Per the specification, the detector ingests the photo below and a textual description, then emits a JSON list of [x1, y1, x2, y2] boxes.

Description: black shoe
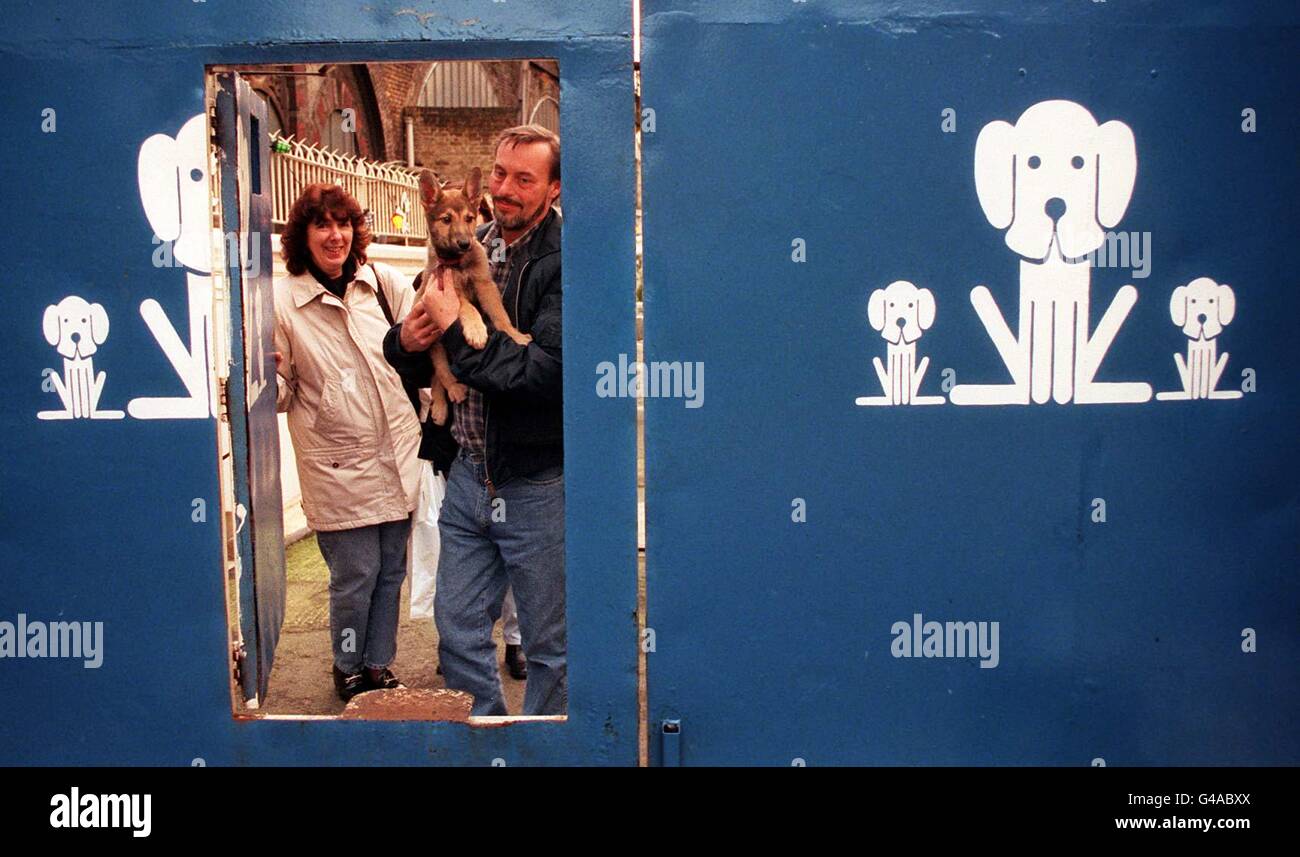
[[333, 665, 366, 701], [505, 644, 528, 680], [363, 667, 405, 691]]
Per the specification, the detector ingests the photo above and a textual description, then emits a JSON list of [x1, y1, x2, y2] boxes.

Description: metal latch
[[661, 719, 681, 767]]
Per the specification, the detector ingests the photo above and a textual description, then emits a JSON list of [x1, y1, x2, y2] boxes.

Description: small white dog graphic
[[949, 100, 1152, 406], [856, 280, 944, 406], [1156, 277, 1242, 401], [40, 296, 125, 420]]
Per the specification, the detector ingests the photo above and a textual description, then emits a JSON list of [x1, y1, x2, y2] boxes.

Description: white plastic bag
[[409, 462, 446, 620]]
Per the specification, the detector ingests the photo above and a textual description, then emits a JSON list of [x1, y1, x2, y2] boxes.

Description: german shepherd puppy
[[416, 168, 531, 425]]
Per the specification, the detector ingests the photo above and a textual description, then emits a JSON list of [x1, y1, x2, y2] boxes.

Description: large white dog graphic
[[949, 100, 1152, 406], [129, 113, 217, 419]]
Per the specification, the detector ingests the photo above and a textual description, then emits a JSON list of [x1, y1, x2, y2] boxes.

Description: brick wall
[[525, 60, 560, 120], [241, 61, 558, 169], [238, 65, 382, 159], [403, 106, 521, 182], [480, 61, 522, 107], [369, 62, 431, 163]]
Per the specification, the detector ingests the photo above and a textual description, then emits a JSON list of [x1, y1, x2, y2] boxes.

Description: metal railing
[[269, 133, 428, 243]]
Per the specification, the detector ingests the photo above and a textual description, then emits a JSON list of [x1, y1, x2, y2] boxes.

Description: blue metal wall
[[642, 1, 1298, 764], [0, 1, 638, 765], [3, 0, 1296, 767]]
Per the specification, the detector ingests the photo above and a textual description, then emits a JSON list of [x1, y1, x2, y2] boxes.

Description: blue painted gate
[[641, 1, 1298, 765], [0, 2, 638, 765], [1, 0, 1295, 767]]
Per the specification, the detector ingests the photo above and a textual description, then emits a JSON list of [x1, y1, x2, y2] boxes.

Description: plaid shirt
[[448, 217, 542, 456]]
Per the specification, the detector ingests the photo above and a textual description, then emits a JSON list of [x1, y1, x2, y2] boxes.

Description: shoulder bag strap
[[370, 263, 397, 327]]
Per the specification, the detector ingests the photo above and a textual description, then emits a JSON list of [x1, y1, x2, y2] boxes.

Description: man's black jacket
[[383, 207, 563, 487]]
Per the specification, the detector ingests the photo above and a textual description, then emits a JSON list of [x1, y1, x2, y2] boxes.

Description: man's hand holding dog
[[400, 299, 439, 352], [401, 268, 461, 352]]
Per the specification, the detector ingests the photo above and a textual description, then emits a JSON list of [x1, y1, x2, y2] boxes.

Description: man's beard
[[493, 197, 542, 231]]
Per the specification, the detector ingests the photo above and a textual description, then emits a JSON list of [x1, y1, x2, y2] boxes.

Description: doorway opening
[[206, 58, 566, 723]]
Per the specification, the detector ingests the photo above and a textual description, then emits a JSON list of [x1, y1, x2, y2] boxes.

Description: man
[[384, 125, 564, 716]]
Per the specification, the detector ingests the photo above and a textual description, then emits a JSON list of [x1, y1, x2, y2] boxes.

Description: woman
[[273, 183, 423, 701]]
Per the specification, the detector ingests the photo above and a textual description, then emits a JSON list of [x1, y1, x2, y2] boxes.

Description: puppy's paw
[[445, 381, 469, 403], [508, 330, 533, 346], [429, 395, 450, 426], [463, 316, 489, 349]]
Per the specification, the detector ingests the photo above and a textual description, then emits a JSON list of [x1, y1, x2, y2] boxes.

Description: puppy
[[40, 295, 124, 419], [855, 280, 944, 406], [415, 168, 531, 424], [1155, 277, 1242, 400]]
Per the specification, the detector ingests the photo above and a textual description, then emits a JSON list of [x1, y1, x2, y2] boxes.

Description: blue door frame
[[1, 3, 638, 765]]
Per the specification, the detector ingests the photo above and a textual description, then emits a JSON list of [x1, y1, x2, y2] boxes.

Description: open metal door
[[215, 71, 285, 707]]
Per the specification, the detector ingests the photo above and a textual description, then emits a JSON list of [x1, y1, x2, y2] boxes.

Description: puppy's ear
[[1169, 285, 1188, 327], [90, 303, 109, 345], [916, 288, 936, 330], [1216, 283, 1236, 326], [418, 170, 441, 208], [463, 167, 483, 203], [974, 119, 1016, 229], [42, 305, 61, 346], [867, 289, 886, 331], [1095, 119, 1137, 228]]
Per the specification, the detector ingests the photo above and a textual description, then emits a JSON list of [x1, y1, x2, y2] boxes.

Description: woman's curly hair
[[280, 183, 371, 276]]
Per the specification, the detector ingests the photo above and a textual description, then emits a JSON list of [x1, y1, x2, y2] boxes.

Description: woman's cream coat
[[274, 261, 422, 531]]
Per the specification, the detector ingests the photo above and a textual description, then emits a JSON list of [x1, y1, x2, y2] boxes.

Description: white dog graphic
[[856, 280, 943, 406], [949, 100, 1152, 406], [1156, 277, 1242, 401], [39, 296, 125, 420], [129, 113, 217, 419]]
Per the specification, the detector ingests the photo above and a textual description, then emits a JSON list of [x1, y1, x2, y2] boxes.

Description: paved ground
[[259, 534, 526, 716]]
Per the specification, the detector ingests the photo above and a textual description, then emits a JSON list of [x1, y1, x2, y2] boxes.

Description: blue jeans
[[316, 516, 411, 674], [435, 450, 566, 716]]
